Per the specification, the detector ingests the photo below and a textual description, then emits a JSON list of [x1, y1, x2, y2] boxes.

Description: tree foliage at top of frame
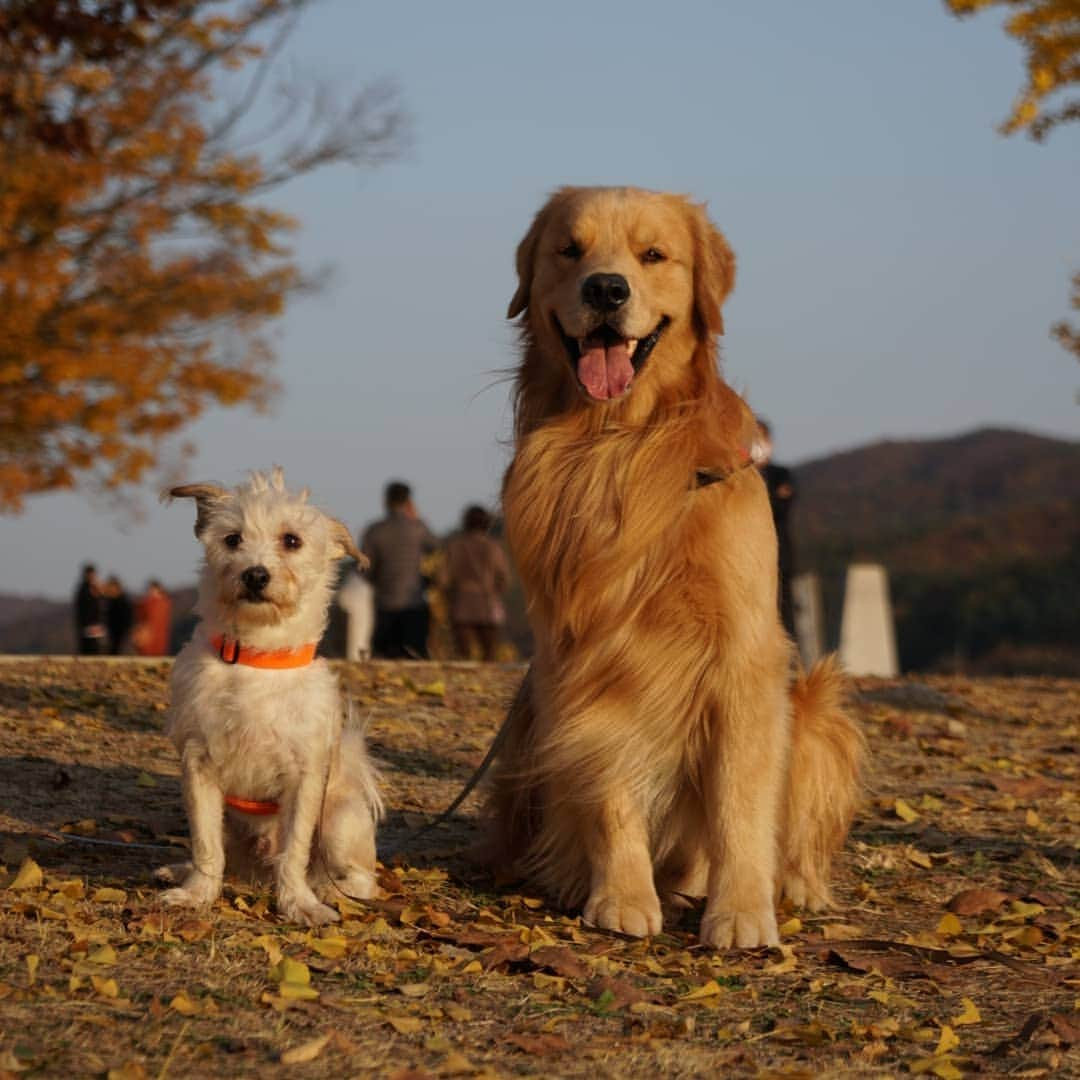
[[0, 0, 406, 510]]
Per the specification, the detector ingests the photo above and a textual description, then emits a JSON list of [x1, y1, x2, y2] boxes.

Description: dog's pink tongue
[[578, 340, 633, 400]]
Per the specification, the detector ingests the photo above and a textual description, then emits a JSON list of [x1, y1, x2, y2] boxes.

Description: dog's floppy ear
[[164, 483, 229, 538], [507, 206, 548, 319], [329, 517, 368, 569], [507, 190, 573, 319], [690, 204, 736, 337]]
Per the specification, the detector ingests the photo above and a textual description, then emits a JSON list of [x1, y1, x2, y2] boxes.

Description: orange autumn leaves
[[946, 0, 1080, 141], [0, 1, 402, 509], [946, 1, 1080, 363]]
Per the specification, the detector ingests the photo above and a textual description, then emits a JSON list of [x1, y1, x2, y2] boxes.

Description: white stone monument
[[839, 563, 898, 677], [792, 572, 825, 668]]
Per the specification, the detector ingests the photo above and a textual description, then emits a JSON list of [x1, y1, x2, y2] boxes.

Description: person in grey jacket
[[360, 481, 438, 658]]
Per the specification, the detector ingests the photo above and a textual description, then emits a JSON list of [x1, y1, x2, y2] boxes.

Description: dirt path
[[0, 659, 1076, 1078]]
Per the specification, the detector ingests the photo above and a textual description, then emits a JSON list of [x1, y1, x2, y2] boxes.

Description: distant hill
[[791, 427, 1080, 673]]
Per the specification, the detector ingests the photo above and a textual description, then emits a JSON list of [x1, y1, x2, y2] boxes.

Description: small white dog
[[337, 569, 375, 661], [157, 468, 382, 926]]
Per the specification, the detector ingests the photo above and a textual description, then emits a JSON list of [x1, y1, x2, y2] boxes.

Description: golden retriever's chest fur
[[504, 381, 758, 652]]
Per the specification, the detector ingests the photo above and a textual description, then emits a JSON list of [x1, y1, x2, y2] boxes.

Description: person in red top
[[133, 580, 173, 656]]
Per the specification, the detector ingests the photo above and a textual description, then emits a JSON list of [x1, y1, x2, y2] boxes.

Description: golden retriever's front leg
[[580, 790, 662, 938], [161, 744, 226, 908], [699, 696, 786, 949], [275, 765, 340, 927]]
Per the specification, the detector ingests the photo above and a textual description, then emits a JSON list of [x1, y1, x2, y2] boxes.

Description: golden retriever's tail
[[780, 655, 865, 911]]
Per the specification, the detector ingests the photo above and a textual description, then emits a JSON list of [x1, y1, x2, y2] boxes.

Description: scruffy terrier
[[156, 468, 381, 926]]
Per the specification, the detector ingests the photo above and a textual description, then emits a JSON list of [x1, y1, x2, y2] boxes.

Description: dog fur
[[157, 468, 381, 926], [488, 187, 865, 949]]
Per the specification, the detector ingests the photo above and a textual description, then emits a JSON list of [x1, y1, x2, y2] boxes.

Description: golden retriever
[[488, 187, 864, 949]]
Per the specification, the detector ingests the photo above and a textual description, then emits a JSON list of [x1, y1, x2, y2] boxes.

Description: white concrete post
[[839, 563, 899, 676], [792, 571, 825, 668]]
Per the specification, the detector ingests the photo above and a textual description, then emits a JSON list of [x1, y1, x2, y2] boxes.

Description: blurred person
[[132, 580, 173, 657], [103, 575, 134, 655], [73, 563, 106, 655], [754, 418, 797, 637], [443, 505, 509, 661], [361, 481, 438, 659]]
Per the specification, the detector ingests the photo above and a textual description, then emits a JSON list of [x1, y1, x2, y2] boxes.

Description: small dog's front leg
[[275, 768, 339, 926], [161, 744, 225, 909]]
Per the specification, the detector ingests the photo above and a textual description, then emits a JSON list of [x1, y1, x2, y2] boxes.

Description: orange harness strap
[[209, 634, 318, 670], [224, 794, 280, 816]]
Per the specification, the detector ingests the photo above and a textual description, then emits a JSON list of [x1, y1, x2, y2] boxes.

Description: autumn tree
[[945, 0, 1080, 362], [0, 1, 405, 510]]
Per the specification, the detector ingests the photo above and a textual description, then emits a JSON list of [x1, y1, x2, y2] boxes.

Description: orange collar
[[210, 634, 318, 670], [225, 794, 280, 815]]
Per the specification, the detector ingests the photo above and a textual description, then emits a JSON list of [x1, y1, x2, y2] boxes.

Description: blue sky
[[4, 0, 1078, 599]]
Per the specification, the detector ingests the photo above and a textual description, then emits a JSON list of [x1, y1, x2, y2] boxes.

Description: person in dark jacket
[[755, 419, 797, 637], [103, 576, 134, 654], [73, 563, 106, 655]]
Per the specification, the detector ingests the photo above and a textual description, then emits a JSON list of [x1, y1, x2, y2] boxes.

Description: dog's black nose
[[241, 565, 270, 593], [581, 273, 630, 312]]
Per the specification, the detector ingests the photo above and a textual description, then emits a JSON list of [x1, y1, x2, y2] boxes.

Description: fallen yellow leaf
[[169, 991, 199, 1016], [910, 1055, 963, 1080], [387, 1015, 424, 1035], [271, 957, 310, 985], [894, 798, 920, 823], [92, 888, 127, 905], [935, 1025, 960, 1055], [280, 1032, 332, 1065], [437, 1051, 475, 1076], [935, 913, 962, 938], [679, 979, 725, 1001], [308, 935, 348, 960], [9, 858, 43, 890], [905, 847, 933, 870], [91, 975, 119, 999], [87, 945, 117, 966], [251, 934, 283, 966], [951, 997, 981, 1026]]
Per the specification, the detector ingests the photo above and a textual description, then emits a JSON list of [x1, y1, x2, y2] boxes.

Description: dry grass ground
[[0, 658, 1076, 1079]]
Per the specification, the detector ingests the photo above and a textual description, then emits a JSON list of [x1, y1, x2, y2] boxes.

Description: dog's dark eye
[[224, 533, 242, 550], [558, 241, 583, 260], [282, 533, 303, 551], [641, 247, 666, 264]]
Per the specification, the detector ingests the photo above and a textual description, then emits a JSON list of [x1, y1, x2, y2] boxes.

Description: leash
[[378, 670, 529, 861]]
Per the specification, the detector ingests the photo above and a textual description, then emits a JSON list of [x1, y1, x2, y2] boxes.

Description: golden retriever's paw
[[583, 891, 663, 938], [277, 889, 341, 927], [700, 905, 779, 950], [160, 871, 221, 908], [780, 872, 831, 913]]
